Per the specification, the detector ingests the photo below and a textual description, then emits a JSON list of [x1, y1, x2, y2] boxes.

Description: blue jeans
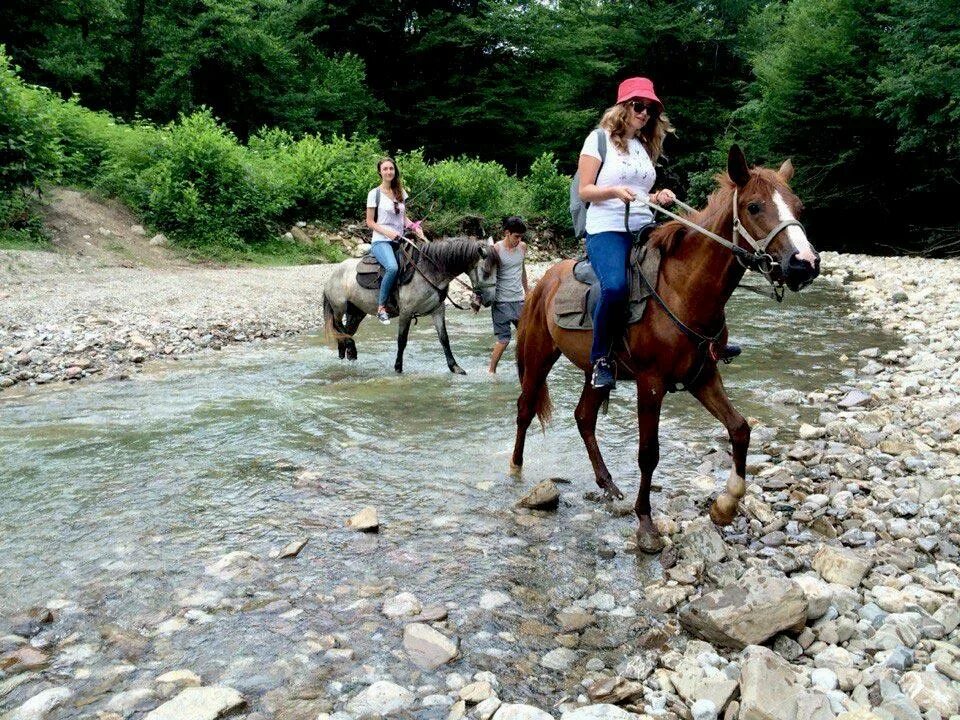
[[371, 241, 399, 307], [586, 231, 632, 364]]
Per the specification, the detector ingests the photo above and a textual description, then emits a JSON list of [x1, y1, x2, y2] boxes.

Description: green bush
[[138, 110, 290, 248], [524, 152, 570, 232]]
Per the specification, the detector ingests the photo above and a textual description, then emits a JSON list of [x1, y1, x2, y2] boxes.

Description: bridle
[[625, 187, 806, 300]]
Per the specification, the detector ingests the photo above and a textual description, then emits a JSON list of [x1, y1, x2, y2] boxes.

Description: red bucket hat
[[616, 77, 663, 111]]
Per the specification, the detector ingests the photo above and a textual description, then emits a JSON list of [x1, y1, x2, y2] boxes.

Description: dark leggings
[[585, 231, 632, 364]]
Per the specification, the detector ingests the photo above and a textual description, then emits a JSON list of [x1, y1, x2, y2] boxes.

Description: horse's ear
[[727, 144, 751, 187], [778, 158, 795, 182], [478, 243, 488, 259]]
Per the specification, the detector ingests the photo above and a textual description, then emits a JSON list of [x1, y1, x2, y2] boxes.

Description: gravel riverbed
[[2, 250, 960, 720]]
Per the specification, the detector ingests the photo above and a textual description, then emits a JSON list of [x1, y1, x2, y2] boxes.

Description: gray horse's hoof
[[451, 365, 466, 375]]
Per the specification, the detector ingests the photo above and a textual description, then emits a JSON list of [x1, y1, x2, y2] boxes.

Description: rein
[[399, 236, 476, 310]]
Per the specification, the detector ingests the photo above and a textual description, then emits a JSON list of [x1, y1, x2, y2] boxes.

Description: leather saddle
[[554, 226, 662, 331], [356, 241, 420, 292]]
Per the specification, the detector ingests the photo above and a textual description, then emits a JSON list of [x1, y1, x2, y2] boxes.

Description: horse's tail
[[322, 290, 346, 344], [516, 276, 553, 430]]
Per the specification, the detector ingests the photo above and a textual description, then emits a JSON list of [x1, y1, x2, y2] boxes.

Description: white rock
[[106, 688, 156, 713], [493, 704, 555, 720], [560, 704, 640, 720], [811, 545, 872, 588], [691, 698, 719, 720], [810, 668, 838, 691], [347, 506, 379, 532], [540, 647, 578, 671], [476, 697, 503, 720], [4, 687, 74, 720], [156, 669, 202, 686], [143, 686, 244, 720], [739, 645, 800, 720], [382, 592, 423, 618], [480, 591, 513, 610], [403, 623, 459, 670], [900, 670, 960, 716], [345, 680, 414, 716]]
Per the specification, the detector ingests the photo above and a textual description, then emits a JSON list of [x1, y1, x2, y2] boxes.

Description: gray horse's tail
[[322, 290, 347, 344]]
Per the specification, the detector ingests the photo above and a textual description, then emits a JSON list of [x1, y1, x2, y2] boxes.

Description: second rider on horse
[[365, 156, 428, 325]]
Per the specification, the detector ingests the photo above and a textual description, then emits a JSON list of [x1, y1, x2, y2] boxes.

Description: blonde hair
[[598, 103, 674, 163]]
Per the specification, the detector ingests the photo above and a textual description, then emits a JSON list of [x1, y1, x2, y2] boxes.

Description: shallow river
[[0, 282, 896, 714]]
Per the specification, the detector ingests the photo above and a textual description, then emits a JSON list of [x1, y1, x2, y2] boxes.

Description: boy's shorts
[[492, 301, 523, 342]]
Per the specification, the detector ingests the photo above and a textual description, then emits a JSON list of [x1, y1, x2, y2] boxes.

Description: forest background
[[1, 0, 958, 258]]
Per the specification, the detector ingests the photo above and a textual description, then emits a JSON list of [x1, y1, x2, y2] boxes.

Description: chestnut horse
[[511, 146, 821, 552]]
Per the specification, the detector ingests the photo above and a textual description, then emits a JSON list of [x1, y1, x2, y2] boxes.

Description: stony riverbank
[[2, 251, 960, 720]]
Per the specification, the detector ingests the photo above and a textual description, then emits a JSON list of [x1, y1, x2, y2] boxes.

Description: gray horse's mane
[[420, 237, 482, 277]]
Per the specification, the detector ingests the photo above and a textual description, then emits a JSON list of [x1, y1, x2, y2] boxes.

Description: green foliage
[[524, 153, 570, 232]]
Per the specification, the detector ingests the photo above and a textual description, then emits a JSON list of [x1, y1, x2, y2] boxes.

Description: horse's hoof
[[598, 478, 624, 501], [394, 366, 403, 374], [508, 460, 522, 475], [451, 365, 467, 375], [635, 529, 665, 554], [709, 492, 738, 526]]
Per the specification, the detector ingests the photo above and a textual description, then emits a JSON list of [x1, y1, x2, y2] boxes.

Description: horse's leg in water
[[634, 376, 666, 552], [431, 304, 466, 375], [511, 306, 560, 472], [394, 314, 412, 373], [690, 369, 750, 526], [575, 378, 623, 500], [341, 302, 362, 361]]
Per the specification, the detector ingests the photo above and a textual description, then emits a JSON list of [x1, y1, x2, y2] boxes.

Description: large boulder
[[680, 570, 807, 649], [900, 671, 960, 717]]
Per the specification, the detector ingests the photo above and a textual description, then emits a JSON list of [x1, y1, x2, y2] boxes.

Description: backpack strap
[[373, 187, 381, 223], [586, 128, 607, 210]]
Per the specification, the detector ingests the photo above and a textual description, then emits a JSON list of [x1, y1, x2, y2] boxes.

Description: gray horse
[[323, 237, 489, 374]]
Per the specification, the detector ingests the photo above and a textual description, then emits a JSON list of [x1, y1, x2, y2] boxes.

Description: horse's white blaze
[[772, 190, 817, 265]]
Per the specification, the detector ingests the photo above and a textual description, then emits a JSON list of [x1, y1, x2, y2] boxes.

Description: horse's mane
[[647, 168, 781, 256], [420, 236, 481, 275]]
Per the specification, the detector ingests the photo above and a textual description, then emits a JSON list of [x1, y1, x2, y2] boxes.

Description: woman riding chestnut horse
[[511, 144, 821, 553]]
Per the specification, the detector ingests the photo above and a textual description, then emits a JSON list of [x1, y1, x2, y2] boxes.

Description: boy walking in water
[[488, 216, 530, 374]]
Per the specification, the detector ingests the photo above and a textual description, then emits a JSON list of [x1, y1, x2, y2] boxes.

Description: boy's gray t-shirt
[[493, 240, 526, 302]]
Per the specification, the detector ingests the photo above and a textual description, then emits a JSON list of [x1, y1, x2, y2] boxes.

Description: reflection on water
[[0, 281, 895, 710]]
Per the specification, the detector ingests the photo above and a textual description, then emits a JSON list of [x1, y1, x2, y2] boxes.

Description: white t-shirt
[[580, 128, 656, 234], [366, 187, 409, 243]]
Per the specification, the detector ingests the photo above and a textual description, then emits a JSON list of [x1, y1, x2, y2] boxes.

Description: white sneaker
[[341, 313, 349, 327], [377, 309, 390, 325]]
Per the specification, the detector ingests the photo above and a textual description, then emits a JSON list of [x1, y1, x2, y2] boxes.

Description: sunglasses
[[393, 200, 401, 214], [630, 100, 659, 116]]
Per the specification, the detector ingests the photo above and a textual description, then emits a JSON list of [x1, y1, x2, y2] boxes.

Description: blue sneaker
[[591, 357, 616, 390]]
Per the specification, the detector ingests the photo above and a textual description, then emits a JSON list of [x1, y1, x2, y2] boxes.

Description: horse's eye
[[747, 202, 761, 215]]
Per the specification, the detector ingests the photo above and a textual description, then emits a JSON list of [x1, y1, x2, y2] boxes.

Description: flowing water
[[0, 282, 896, 714]]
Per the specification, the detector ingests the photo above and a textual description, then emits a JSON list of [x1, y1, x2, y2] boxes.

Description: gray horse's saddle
[[356, 241, 419, 291], [554, 241, 662, 331]]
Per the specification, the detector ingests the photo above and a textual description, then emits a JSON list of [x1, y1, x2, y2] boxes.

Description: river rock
[[670, 656, 738, 710], [480, 590, 513, 610], [899, 671, 960, 716], [156, 669, 202, 686], [0, 647, 48, 673], [586, 676, 644, 704], [460, 681, 494, 703], [811, 545, 872, 587], [3, 687, 74, 720], [540, 647, 577, 671], [560, 705, 639, 720], [345, 680, 414, 716], [517, 480, 560, 510], [382, 592, 423, 618], [739, 645, 800, 720], [838, 390, 872, 409], [143, 686, 244, 720], [278, 537, 308, 558], [403, 623, 459, 669], [678, 516, 727, 564], [493, 705, 555, 720], [106, 688, 157, 714], [679, 569, 807, 648], [347, 506, 379, 531]]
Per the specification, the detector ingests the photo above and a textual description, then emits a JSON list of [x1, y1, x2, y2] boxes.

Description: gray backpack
[[569, 128, 607, 239]]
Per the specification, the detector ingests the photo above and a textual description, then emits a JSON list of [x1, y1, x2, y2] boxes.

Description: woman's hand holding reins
[[610, 185, 637, 203], [651, 189, 676, 205]]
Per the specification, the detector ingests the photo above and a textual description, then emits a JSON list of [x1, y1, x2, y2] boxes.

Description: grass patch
[[183, 237, 346, 266]]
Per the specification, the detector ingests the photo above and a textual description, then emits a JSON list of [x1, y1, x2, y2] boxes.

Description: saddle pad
[[554, 244, 661, 331], [356, 243, 419, 290]]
